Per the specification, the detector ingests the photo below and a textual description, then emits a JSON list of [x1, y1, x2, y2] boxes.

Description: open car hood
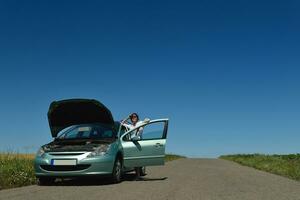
[[48, 99, 114, 138]]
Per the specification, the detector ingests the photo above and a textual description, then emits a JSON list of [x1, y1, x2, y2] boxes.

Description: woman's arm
[[121, 115, 131, 125]]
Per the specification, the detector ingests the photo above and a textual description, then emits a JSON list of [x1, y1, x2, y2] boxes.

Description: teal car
[[34, 99, 169, 185]]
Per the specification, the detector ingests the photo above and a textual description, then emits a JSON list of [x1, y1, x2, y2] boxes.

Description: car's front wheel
[[37, 177, 55, 186], [111, 157, 122, 183]]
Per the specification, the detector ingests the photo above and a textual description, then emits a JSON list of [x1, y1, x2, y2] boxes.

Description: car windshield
[[58, 124, 115, 140]]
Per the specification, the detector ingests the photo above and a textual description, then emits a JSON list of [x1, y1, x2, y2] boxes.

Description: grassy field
[[220, 154, 300, 181], [0, 153, 36, 190], [0, 153, 184, 190]]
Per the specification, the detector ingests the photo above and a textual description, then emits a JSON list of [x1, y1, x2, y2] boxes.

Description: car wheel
[[111, 157, 122, 183], [140, 167, 147, 176], [38, 177, 55, 186]]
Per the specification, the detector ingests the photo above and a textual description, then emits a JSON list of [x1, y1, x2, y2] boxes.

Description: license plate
[[51, 159, 77, 166]]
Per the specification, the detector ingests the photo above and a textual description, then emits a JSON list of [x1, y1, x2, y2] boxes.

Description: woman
[[122, 113, 146, 180], [123, 113, 143, 139]]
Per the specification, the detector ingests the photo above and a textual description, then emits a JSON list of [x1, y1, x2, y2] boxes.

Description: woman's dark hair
[[130, 113, 139, 121]]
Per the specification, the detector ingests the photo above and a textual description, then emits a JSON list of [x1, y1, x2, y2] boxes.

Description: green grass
[[0, 153, 184, 190], [220, 154, 300, 181], [0, 153, 36, 189]]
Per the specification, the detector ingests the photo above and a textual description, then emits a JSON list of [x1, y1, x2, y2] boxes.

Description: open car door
[[120, 119, 169, 168]]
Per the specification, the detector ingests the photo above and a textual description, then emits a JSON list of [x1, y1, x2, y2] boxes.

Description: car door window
[[120, 125, 131, 141], [123, 121, 167, 141], [141, 122, 165, 140]]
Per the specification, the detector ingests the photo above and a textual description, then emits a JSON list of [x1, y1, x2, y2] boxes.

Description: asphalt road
[[1, 158, 300, 200]]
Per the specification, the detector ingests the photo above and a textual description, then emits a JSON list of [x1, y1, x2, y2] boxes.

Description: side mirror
[[143, 118, 150, 124]]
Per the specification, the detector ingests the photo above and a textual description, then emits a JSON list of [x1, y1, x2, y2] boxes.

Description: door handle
[[155, 143, 163, 147]]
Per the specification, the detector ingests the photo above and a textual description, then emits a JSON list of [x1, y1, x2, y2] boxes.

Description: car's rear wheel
[[111, 157, 122, 183], [37, 177, 55, 186]]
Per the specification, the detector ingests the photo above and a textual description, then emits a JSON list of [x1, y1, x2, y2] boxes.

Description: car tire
[[111, 157, 122, 183], [140, 167, 147, 176], [37, 177, 55, 186]]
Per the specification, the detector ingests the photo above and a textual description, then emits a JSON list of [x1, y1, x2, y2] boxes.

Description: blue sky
[[0, 0, 300, 157]]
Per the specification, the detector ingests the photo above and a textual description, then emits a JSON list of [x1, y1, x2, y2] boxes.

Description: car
[[34, 98, 169, 185]]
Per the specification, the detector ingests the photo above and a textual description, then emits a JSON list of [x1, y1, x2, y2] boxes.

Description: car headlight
[[36, 147, 45, 157], [87, 144, 111, 157]]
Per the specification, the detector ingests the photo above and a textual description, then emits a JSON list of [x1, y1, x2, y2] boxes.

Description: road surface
[[1, 159, 300, 200]]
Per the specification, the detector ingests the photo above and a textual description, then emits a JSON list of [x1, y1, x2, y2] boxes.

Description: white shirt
[[124, 121, 144, 140]]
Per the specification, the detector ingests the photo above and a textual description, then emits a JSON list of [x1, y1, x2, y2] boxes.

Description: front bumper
[[35, 152, 115, 177]]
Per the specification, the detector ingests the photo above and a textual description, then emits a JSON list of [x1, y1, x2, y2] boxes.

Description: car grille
[[40, 164, 91, 172], [48, 153, 85, 156]]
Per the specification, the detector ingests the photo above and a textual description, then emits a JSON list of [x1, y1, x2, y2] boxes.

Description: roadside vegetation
[[165, 154, 185, 162], [0, 153, 36, 190], [220, 154, 300, 181], [0, 153, 184, 190]]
